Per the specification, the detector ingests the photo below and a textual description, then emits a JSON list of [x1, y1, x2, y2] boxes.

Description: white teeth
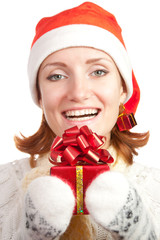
[[65, 109, 98, 117], [64, 109, 99, 121], [67, 115, 95, 121]]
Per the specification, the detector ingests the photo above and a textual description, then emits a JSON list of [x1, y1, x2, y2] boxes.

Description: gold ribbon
[[130, 113, 137, 126], [76, 166, 84, 214]]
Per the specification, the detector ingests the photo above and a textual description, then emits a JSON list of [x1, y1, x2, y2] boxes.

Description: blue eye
[[92, 70, 108, 77], [47, 74, 65, 81]]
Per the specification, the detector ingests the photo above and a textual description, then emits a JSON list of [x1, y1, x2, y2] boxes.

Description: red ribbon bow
[[49, 125, 114, 166]]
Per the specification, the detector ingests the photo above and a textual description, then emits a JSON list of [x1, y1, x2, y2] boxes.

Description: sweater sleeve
[[0, 159, 61, 240], [0, 162, 22, 239], [126, 162, 160, 239], [0, 159, 31, 240]]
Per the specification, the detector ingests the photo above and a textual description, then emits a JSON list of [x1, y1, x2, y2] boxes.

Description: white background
[[0, 0, 160, 168]]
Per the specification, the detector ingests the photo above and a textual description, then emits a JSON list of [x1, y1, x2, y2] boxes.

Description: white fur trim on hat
[[28, 24, 133, 106]]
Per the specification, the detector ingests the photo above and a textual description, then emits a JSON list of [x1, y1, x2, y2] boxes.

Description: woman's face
[[38, 47, 126, 147]]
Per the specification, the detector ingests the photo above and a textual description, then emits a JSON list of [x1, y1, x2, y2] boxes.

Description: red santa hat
[[28, 2, 140, 114]]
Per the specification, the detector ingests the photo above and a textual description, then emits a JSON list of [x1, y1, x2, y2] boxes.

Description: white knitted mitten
[[85, 171, 158, 240], [24, 176, 75, 240]]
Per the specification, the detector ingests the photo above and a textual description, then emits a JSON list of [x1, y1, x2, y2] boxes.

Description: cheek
[[99, 84, 121, 108], [105, 91, 120, 122], [39, 88, 62, 133], [99, 84, 121, 127], [40, 85, 62, 111]]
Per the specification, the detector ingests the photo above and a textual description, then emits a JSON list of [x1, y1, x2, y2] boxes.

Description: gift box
[[50, 164, 110, 215], [49, 125, 113, 215], [116, 113, 137, 131]]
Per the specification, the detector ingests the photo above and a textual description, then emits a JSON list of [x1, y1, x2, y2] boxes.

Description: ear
[[120, 88, 127, 104], [119, 79, 127, 104]]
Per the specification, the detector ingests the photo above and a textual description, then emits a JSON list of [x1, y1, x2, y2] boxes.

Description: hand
[[24, 176, 75, 240], [85, 171, 157, 239]]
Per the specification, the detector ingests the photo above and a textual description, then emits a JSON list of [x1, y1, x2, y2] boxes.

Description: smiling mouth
[[63, 109, 99, 121]]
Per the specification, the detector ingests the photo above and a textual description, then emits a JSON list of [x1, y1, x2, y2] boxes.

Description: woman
[[0, 2, 159, 240]]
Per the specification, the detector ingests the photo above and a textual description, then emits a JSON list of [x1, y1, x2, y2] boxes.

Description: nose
[[67, 75, 92, 102]]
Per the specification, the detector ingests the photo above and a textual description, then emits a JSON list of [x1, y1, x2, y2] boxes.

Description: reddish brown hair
[[14, 114, 55, 168], [14, 111, 149, 168]]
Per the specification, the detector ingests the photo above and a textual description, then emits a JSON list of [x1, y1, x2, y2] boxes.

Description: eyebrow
[[42, 57, 112, 70], [85, 58, 112, 64], [42, 62, 67, 70]]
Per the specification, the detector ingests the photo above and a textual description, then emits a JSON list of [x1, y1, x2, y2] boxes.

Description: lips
[[63, 108, 99, 121]]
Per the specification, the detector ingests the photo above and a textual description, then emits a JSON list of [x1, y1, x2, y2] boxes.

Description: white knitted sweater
[[0, 147, 160, 240]]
